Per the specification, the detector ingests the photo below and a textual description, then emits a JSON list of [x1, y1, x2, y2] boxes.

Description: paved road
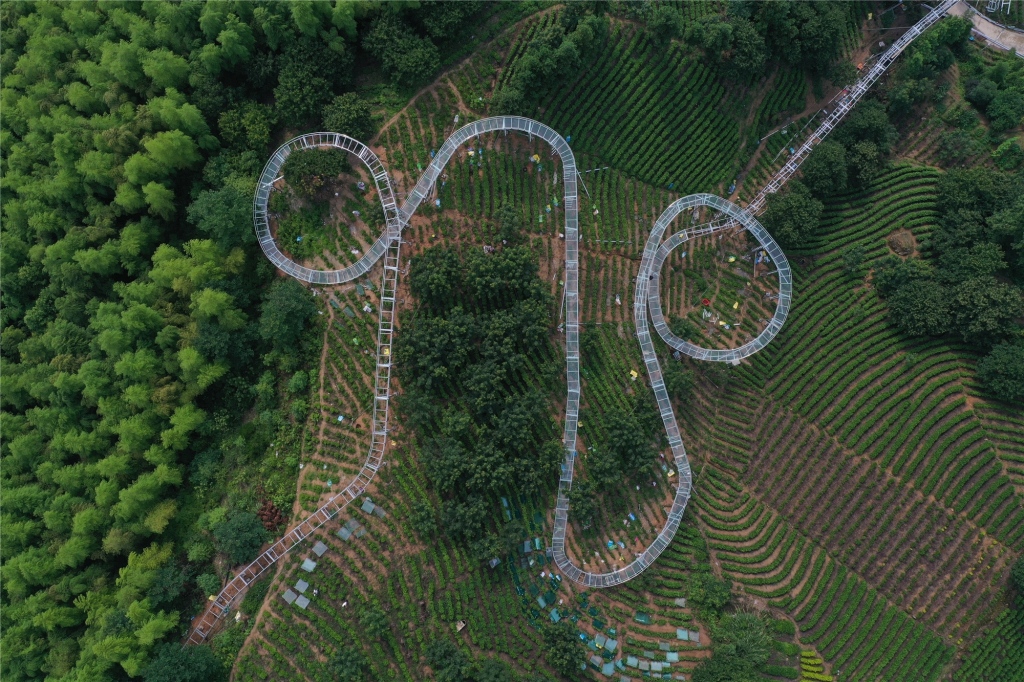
[[950, 1, 1024, 54]]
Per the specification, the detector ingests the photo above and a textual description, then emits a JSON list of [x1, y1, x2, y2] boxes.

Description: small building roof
[[651, 662, 663, 672], [659, 642, 671, 651], [373, 505, 387, 518], [666, 652, 679, 663], [360, 499, 376, 514], [312, 541, 328, 557], [604, 638, 618, 653], [295, 579, 309, 594], [282, 589, 297, 604], [626, 656, 638, 668], [602, 662, 614, 676], [301, 558, 317, 572], [673, 597, 687, 608], [675, 628, 688, 641], [295, 595, 310, 609], [689, 630, 700, 643], [338, 526, 353, 541], [549, 608, 561, 623], [589, 655, 603, 669]]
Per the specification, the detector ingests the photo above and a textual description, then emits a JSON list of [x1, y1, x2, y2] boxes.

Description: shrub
[[213, 512, 270, 565], [992, 138, 1024, 171], [322, 92, 376, 141], [281, 147, 351, 198], [287, 370, 309, 394], [196, 573, 221, 596], [761, 181, 824, 248], [978, 341, 1024, 403], [772, 618, 797, 636]]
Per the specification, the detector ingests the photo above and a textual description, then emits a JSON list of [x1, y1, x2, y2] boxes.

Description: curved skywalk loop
[[254, 132, 399, 284], [190, 133, 403, 645], [248, 116, 697, 610], [191, 0, 961, 641], [645, 196, 792, 363]]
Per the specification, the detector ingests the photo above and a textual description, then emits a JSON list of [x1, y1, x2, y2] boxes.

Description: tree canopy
[[281, 147, 352, 198], [801, 141, 848, 198], [492, 13, 607, 115], [761, 181, 823, 248], [323, 92, 377, 142], [872, 167, 1024, 401], [0, 1, 476, 676], [395, 246, 561, 558], [541, 622, 586, 677]]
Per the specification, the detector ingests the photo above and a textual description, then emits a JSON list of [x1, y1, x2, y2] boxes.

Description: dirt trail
[[231, 559, 289, 681], [373, 7, 554, 147], [313, 305, 334, 458], [376, 81, 457, 148]]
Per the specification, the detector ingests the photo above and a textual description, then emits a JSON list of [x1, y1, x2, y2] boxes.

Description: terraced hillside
[[231, 10, 1023, 682], [673, 164, 1023, 681]]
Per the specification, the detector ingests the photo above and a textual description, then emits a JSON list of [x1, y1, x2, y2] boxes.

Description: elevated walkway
[[188, 0, 963, 642]]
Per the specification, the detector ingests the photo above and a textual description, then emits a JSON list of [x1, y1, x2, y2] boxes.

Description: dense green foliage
[[140, 643, 226, 682], [426, 638, 552, 682], [873, 167, 1024, 400], [492, 10, 606, 115], [964, 48, 1024, 133], [322, 92, 376, 142], [586, 397, 663, 487], [692, 613, 772, 682], [799, 141, 847, 198], [684, 1, 863, 82], [281, 147, 351, 198], [395, 246, 561, 559], [0, 1, 490, 678], [886, 16, 972, 117], [761, 181, 823, 248], [540, 622, 585, 678], [978, 342, 1024, 403]]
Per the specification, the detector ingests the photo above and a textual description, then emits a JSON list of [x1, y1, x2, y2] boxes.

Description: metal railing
[[642, 0, 957, 363], [643, 195, 792, 363], [189, 1, 962, 641], [189, 134, 401, 644], [746, 0, 958, 216]]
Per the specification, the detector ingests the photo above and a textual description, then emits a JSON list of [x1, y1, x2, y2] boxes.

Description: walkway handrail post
[[188, 1, 964, 642]]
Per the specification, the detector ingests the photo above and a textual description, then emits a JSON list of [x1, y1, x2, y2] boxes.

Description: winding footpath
[[188, 0, 958, 643]]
